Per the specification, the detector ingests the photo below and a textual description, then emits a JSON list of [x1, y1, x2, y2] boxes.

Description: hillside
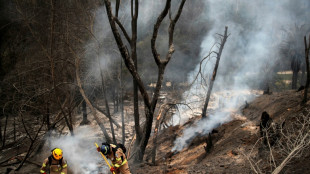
[[131, 90, 310, 174], [1, 89, 310, 174]]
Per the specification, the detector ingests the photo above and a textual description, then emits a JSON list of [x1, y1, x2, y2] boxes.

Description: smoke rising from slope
[[172, 111, 232, 151], [172, 0, 310, 151]]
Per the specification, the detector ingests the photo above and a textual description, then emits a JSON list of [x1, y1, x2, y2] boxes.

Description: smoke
[[48, 126, 109, 174], [172, 0, 310, 151], [84, 0, 209, 89], [172, 111, 231, 152]]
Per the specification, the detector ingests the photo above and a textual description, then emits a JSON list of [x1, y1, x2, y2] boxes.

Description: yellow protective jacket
[[40, 156, 68, 174], [106, 144, 131, 174]]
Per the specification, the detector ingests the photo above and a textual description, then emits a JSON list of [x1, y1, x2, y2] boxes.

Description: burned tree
[[260, 111, 273, 145], [302, 35, 310, 104], [80, 100, 90, 125], [259, 111, 285, 147], [204, 133, 213, 153], [291, 53, 302, 90], [103, 0, 186, 162], [202, 27, 229, 118], [281, 24, 310, 89]]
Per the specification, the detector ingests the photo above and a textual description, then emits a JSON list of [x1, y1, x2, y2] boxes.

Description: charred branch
[[103, 0, 187, 162], [71, 46, 112, 143], [202, 26, 229, 118]]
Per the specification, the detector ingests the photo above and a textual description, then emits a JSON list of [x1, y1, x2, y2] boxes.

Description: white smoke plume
[[172, 111, 232, 151], [48, 126, 109, 174], [172, 0, 310, 151]]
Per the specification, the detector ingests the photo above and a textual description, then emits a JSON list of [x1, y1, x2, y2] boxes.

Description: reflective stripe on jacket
[[106, 144, 128, 168], [40, 157, 68, 174]]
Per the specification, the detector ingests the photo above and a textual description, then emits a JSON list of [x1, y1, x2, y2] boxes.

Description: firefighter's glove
[[110, 167, 116, 173], [97, 147, 101, 152]]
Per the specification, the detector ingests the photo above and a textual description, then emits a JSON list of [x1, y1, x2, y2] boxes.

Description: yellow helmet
[[52, 148, 63, 160]]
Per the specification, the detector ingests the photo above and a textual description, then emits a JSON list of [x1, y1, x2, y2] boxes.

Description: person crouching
[[97, 143, 131, 174]]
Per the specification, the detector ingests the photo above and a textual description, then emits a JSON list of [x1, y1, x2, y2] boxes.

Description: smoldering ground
[[172, 0, 310, 151]]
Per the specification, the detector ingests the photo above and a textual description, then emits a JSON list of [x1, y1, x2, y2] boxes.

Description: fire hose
[[95, 143, 115, 174]]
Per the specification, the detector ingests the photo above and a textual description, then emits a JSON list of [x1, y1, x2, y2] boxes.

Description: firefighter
[[40, 148, 68, 174], [97, 143, 131, 174]]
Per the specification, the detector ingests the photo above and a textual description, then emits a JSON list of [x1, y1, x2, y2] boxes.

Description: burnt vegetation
[[0, 0, 310, 173]]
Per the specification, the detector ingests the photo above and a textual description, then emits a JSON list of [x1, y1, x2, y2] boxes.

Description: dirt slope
[[132, 90, 309, 174], [2, 90, 309, 173]]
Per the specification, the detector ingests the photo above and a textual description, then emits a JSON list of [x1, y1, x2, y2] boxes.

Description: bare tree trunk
[[73, 49, 112, 143], [60, 103, 74, 136], [303, 35, 310, 104], [292, 71, 298, 89], [103, 0, 186, 162], [100, 71, 117, 144], [301, 67, 306, 86], [2, 113, 8, 148], [80, 100, 90, 125], [202, 27, 229, 118], [13, 115, 16, 141], [46, 103, 50, 130], [204, 133, 213, 153], [115, 0, 120, 18], [114, 86, 119, 113], [96, 50, 117, 143], [121, 60, 125, 145], [131, 0, 142, 142], [68, 108, 73, 130], [0, 112, 2, 145]]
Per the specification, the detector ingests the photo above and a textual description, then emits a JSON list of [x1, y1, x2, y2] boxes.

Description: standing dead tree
[[202, 27, 229, 118], [98, 57, 117, 144], [302, 35, 310, 104], [72, 47, 112, 143], [103, 0, 186, 162]]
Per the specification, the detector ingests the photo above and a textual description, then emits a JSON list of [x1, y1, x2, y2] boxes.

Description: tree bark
[[2, 113, 8, 148], [202, 27, 229, 118], [302, 35, 310, 104], [100, 69, 117, 144], [80, 100, 90, 125], [103, 0, 186, 162], [292, 71, 298, 89], [131, 0, 142, 142], [0, 112, 2, 144], [121, 60, 125, 145]]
